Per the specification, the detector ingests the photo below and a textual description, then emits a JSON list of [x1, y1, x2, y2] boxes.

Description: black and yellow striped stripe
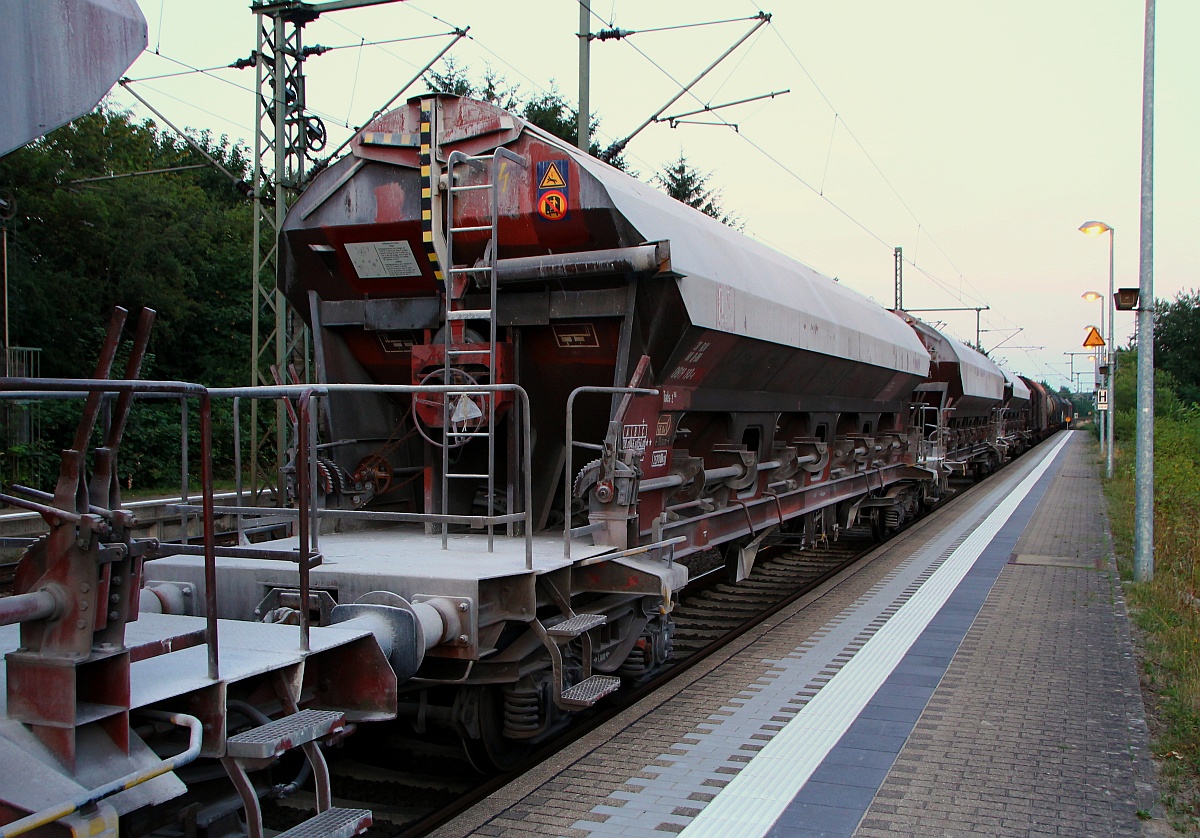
[[418, 101, 444, 286]]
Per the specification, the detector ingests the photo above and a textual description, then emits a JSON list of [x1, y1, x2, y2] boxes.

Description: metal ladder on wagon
[[435, 116, 619, 711]]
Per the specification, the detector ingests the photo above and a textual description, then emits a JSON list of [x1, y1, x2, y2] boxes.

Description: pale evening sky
[[112, 0, 1199, 390]]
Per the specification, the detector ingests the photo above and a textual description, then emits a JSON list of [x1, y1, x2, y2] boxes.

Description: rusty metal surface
[[0, 0, 147, 156], [283, 96, 929, 377], [903, 314, 1006, 410], [1005, 369, 1031, 406], [939, 331, 1006, 402], [540, 132, 930, 376]]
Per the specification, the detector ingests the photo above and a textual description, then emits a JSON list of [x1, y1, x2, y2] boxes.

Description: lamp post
[[1080, 221, 1115, 479], [1133, 0, 1155, 581], [1082, 290, 1107, 462]]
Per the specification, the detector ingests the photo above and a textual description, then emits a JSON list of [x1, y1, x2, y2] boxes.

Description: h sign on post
[[1097, 389, 1109, 411]]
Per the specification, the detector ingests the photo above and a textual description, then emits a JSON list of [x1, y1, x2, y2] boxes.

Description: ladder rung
[[449, 225, 492, 233], [446, 309, 493, 320], [450, 183, 493, 192], [446, 472, 491, 479], [226, 709, 344, 760], [559, 674, 621, 708], [452, 154, 492, 164], [447, 266, 492, 274], [274, 807, 372, 838], [447, 431, 491, 439], [446, 349, 493, 356], [546, 613, 607, 638]]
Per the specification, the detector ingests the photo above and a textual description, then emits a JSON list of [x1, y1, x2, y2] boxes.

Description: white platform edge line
[[679, 432, 1073, 837]]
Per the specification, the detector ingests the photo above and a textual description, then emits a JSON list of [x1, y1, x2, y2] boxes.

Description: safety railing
[[562, 385, 659, 559], [2, 377, 536, 670], [205, 382, 536, 571], [0, 377, 222, 679]]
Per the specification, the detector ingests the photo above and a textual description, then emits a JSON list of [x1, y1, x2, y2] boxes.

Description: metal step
[[559, 674, 621, 708], [274, 807, 372, 838], [226, 709, 345, 760], [546, 613, 607, 638], [445, 308, 493, 320]]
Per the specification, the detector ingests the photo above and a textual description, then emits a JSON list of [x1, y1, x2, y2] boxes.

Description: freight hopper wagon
[[999, 371, 1033, 457], [1019, 376, 1074, 439], [146, 95, 941, 766], [0, 311, 397, 838], [898, 312, 1008, 482]]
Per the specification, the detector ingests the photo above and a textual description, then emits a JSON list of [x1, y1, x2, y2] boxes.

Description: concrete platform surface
[[435, 431, 1159, 837]]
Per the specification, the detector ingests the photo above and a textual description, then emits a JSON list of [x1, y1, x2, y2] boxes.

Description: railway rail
[[262, 472, 993, 836]]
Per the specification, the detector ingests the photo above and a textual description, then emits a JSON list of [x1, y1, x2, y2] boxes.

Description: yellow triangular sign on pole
[[539, 162, 566, 190], [1083, 326, 1106, 348]]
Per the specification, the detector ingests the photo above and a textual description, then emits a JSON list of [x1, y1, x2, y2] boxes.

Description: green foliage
[[0, 103, 253, 490], [1155, 290, 1200, 405], [1103, 365, 1200, 828], [653, 152, 741, 228], [425, 57, 521, 110], [1110, 348, 1185, 444], [0, 103, 251, 384], [423, 60, 638, 172]]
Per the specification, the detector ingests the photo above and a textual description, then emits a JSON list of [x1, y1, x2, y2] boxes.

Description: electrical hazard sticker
[[536, 159, 570, 221], [538, 161, 567, 190]]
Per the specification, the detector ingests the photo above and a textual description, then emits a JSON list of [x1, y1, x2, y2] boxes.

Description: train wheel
[[460, 685, 534, 773], [869, 509, 886, 543]]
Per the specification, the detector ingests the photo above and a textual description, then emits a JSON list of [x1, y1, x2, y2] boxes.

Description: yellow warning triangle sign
[[539, 162, 566, 190], [1083, 326, 1106, 348]]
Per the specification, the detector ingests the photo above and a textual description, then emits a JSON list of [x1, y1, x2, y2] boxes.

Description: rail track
[[0, 475, 985, 836], [258, 523, 898, 837]]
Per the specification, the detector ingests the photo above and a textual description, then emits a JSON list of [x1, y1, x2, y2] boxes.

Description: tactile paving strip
[[573, 434, 1071, 837]]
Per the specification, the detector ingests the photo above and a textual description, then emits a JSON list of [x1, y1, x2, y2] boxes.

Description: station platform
[[435, 431, 1160, 837]]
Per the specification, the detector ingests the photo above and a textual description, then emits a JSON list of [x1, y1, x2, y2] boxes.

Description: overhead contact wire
[[765, 22, 992, 305]]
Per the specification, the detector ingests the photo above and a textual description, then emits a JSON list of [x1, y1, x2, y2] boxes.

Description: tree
[[1059, 386, 1093, 419], [425, 57, 520, 111], [0, 103, 253, 488], [1109, 347, 1184, 442], [1153, 290, 1200, 404], [423, 61, 625, 170], [0, 103, 251, 385], [654, 152, 741, 228]]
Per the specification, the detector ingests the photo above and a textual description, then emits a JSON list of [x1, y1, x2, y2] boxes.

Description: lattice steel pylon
[[250, 2, 313, 502], [249, 0, 404, 502]]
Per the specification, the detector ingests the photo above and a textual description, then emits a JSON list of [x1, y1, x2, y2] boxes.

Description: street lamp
[[1082, 291, 1107, 460], [1079, 221, 1115, 479]]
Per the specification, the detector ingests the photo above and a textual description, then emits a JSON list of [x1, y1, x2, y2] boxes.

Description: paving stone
[[433, 435, 1157, 838], [853, 435, 1156, 838]]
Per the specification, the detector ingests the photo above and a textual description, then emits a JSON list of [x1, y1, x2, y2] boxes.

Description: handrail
[[0, 377, 220, 680], [214, 382, 536, 569], [562, 385, 659, 560], [0, 711, 203, 838]]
